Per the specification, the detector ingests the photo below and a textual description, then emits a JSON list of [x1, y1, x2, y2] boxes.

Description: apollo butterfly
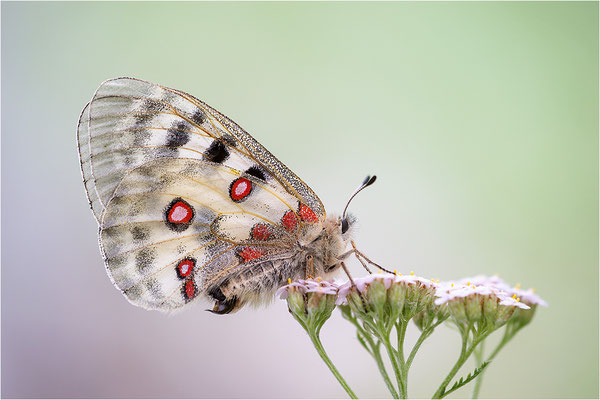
[[77, 77, 378, 314]]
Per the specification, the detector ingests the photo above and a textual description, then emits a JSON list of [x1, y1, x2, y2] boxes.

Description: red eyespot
[[281, 210, 298, 232], [239, 247, 266, 262], [299, 204, 318, 223], [251, 223, 272, 241], [167, 200, 193, 224], [230, 177, 252, 201], [176, 258, 195, 279]]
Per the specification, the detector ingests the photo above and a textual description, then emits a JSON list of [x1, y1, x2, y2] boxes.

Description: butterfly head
[[318, 175, 377, 274]]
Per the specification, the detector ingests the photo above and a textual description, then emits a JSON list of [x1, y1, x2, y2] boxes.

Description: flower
[[506, 287, 547, 327], [337, 272, 441, 333], [435, 280, 530, 334], [509, 287, 548, 307], [277, 278, 339, 333]]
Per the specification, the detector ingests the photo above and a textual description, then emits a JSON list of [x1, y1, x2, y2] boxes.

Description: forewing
[[77, 77, 324, 222]]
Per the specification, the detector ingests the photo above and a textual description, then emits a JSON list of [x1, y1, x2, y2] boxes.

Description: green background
[[2, 1, 597, 398]]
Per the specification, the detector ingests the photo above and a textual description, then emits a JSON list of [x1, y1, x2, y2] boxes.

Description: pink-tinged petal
[[499, 297, 530, 309], [512, 288, 548, 307]]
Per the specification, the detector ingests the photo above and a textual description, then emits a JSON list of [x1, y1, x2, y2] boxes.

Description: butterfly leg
[[351, 243, 395, 274], [305, 254, 315, 279], [340, 261, 368, 312], [351, 241, 372, 274], [337, 243, 373, 274], [337, 248, 372, 273]]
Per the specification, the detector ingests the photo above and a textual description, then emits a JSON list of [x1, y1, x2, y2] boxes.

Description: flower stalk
[[278, 273, 545, 399], [277, 279, 358, 399]]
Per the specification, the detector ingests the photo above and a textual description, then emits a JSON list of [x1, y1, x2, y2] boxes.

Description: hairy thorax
[[210, 215, 351, 313]]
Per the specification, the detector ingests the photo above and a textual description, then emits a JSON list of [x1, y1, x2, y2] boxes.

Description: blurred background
[[2, 2, 597, 398]]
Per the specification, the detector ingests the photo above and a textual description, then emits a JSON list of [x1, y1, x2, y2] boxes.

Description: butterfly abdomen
[[206, 217, 352, 314], [206, 255, 301, 313]]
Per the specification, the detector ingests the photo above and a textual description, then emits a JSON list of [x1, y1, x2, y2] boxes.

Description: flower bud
[[277, 279, 339, 333]]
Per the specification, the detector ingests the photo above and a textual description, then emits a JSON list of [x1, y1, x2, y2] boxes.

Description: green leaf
[[440, 361, 491, 398], [356, 330, 373, 355]]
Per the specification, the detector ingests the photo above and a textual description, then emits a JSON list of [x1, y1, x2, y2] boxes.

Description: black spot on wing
[[166, 121, 191, 148], [145, 278, 163, 299], [204, 139, 230, 163], [222, 134, 237, 147], [131, 226, 149, 242], [245, 166, 266, 181], [191, 110, 207, 125], [135, 99, 165, 126], [135, 248, 156, 273]]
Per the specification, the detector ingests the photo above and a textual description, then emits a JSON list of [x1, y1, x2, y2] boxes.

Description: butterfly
[[77, 77, 379, 314]]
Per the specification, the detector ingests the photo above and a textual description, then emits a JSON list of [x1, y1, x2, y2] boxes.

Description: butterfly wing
[[78, 77, 324, 310]]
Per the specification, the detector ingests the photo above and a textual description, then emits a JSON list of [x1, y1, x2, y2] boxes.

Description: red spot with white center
[[251, 223, 272, 241], [299, 204, 318, 223], [185, 279, 196, 300], [239, 247, 266, 262], [168, 200, 193, 224], [176, 258, 195, 279], [281, 210, 298, 232], [230, 177, 252, 201]]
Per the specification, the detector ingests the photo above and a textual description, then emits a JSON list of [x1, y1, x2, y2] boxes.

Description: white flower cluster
[[276, 278, 338, 299], [435, 274, 547, 309], [277, 273, 547, 399], [277, 273, 547, 332], [336, 272, 437, 305]]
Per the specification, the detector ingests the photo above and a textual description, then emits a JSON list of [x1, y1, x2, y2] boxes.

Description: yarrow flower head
[[337, 271, 440, 333], [276, 278, 339, 333], [435, 278, 531, 334], [440, 275, 547, 329]]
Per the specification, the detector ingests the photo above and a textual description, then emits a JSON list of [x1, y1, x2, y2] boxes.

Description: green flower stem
[[380, 330, 406, 398], [395, 321, 409, 396], [396, 321, 408, 369], [373, 341, 401, 399], [433, 328, 489, 399], [345, 314, 399, 398], [308, 331, 358, 399], [471, 340, 485, 399], [433, 333, 469, 399]]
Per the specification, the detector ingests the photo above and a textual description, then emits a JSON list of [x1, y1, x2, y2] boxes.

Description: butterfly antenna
[[342, 175, 377, 221]]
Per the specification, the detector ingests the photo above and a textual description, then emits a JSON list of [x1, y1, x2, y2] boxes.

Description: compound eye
[[341, 218, 349, 234]]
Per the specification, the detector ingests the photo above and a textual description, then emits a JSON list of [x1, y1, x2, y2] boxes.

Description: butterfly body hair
[[207, 215, 354, 313]]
